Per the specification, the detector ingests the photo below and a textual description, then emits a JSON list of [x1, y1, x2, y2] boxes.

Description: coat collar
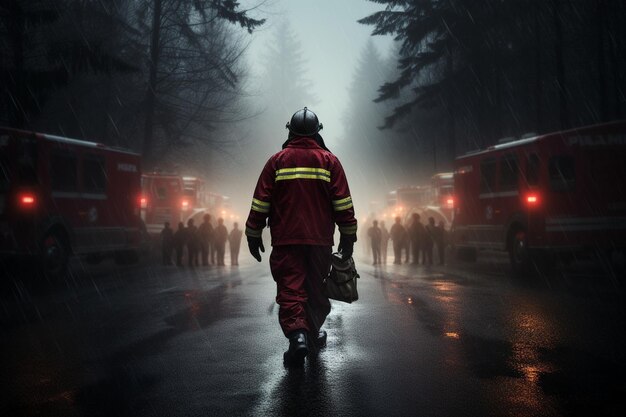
[[285, 136, 323, 149]]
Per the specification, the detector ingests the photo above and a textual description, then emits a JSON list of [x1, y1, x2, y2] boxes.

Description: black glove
[[247, 236, 265, 262], [337, 234, 354, 260]]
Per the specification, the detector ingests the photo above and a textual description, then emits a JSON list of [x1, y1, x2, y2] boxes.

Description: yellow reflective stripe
[[333, 196, 353, 210], [332, 196, 352, 206], [251, 198, 270, 213], [245, 227, 262, 238], [334, 202, 353, 211], [276, 167, 330, 175], [339, 224, 358, 234], [276, 173, 331, 182], [275, 167, 331, 182], [252, 198, 270, 208]]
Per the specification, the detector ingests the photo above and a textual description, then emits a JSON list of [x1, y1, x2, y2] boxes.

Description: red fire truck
[[140, 172, 186, 236], [385, 186, 431, 221], [141, 172, 234, 236], [431, 172, 454, 210], [0, 127, 143, 278], [451, 120, 626, 274], [420, 172, 455, 226]]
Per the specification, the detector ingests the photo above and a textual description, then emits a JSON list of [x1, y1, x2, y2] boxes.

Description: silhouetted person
[[408, 213, 425, 264], [390, 216, 406, 265], [423, 217, 436, 266], [368, 220, 382, 265], [229, 222, 243, 266], [186, 218, 199, 267], [380, 220, 390, 264], [434, 220, 446, 265], [160, 222, 174, 265], [173, 222, 186, 267], [214, 217, 228, 266], [198, 213, 213, 266]]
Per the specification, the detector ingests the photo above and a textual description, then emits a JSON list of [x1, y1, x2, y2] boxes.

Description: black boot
[[283, 330, 308, 367]]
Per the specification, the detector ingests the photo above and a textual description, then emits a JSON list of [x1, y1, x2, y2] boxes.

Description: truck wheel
[[40, 233, 69, 280], [509, 230, 529, 277]]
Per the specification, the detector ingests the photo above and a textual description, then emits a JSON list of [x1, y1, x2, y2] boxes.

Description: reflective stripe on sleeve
[[338, 224, 358, 235], [275, 167, 331, 182], [245, 226, 263, 238], [332, 196, 353, 211], [251, 198, 270, 213]]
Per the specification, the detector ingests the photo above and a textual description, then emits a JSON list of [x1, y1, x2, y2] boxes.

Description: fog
[[3, 0, 625, 228], [218, 0, 399, 220]]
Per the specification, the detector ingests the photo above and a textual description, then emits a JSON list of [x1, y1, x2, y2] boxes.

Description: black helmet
[[286, 107, 323, 136]]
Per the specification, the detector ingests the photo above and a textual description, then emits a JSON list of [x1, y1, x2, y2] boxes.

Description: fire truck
[[0, 127, 143, 278], [451, 120, 626, 275], [141, 172, 233, 237], [420, 172, 455, 226], [385, 186, 432, 221], [140, 172, 185, 236]]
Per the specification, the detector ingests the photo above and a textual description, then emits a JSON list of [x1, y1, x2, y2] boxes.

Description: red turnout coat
[[245, 136, 357, 245]]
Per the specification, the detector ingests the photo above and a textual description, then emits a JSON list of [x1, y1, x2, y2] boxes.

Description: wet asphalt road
[[1, 250, 625, 417]]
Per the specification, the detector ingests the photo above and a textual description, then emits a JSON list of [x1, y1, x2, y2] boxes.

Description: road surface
[[1, 250, 624, 417]]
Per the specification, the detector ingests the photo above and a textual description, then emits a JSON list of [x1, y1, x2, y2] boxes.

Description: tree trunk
[[7, 0, 26, 128], [534, 6, 544, 133], [552, 0, 569, 129], [445, 46, 456, 163], [596, 0, 608, 122], [143, 0, 162, 161], [608, 1, 624, 119]]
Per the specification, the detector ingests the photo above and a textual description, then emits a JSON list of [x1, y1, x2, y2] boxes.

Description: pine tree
[[248, 20, 317, 157]]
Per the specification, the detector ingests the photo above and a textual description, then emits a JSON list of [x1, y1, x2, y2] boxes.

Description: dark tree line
[[1, 0, 264, 166], [359, 0, 626, 166]]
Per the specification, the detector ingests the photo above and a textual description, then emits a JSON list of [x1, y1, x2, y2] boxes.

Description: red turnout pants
[[269, 245, 332, 337]]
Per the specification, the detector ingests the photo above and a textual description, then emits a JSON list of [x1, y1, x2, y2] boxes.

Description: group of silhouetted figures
[[159, 214, 243, 267], [367, 213, 447, 266]]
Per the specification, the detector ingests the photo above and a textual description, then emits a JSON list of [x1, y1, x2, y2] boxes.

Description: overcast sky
[[244, 0, 394, 142]]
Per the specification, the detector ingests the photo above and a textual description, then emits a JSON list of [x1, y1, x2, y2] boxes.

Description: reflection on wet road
[[1, 254, 624, 416]]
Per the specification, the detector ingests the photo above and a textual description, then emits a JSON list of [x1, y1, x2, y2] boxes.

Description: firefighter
[[173, 222, 186, 267], [186, 218, 199, 267], [408, 213, 425, 264], [214, 217, 228, 266], [390, 216, 406, 264], [160, 221, 174, 265], [229, 222, 243, 266], [368, 219, 382, 265], [198, 214, 213, 266], [423, 217, 436, 266], [245, 107, 357, 367]]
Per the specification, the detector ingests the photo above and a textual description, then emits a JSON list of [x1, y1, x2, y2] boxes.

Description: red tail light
[[140, 196, 148, 209], [19, 193, 36, 208], [182, 200, 189, 210], [446, 197, 454, 208], [526, 194, 539, 205]]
